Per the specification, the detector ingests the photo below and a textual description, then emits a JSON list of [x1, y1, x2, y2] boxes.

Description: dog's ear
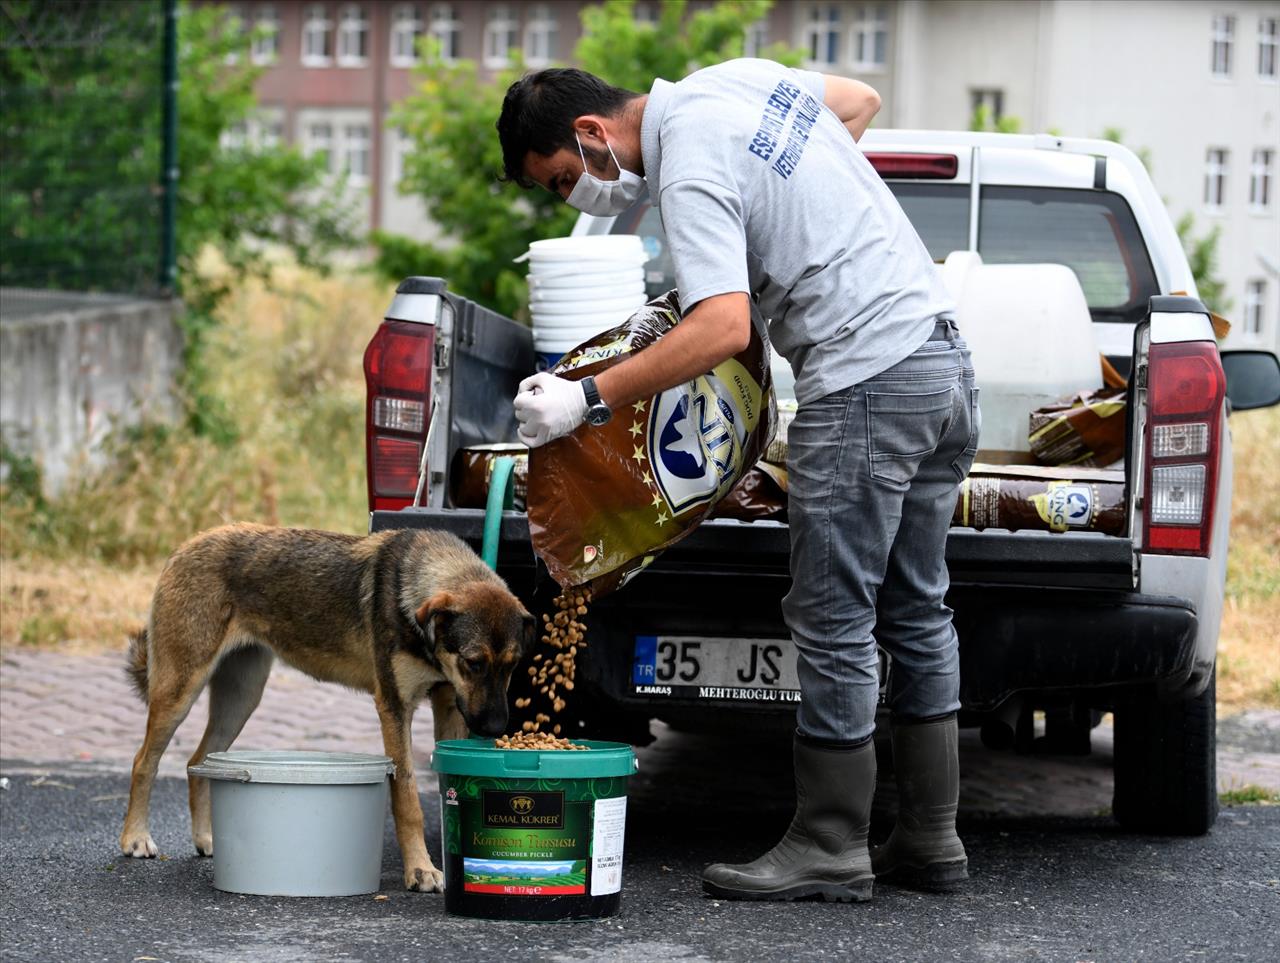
[[521, 611, 537, 653], [415, 591, 457, 645]]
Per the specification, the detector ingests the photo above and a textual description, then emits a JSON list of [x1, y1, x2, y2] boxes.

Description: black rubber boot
[[872, 715, 968, 890], [701, 736, 875, 902]]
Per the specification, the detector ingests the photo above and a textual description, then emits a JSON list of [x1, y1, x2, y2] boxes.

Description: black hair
[[496, 68, 640, 188]]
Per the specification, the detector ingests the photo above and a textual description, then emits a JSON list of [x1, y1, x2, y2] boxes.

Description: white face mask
[[565, 133, 647, 217]]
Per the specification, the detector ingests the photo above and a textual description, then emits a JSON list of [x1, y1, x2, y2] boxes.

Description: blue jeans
[[782, 323, 980, 743]]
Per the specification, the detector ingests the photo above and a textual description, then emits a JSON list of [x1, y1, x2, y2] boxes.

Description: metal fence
[[0, 0, 175, 300]]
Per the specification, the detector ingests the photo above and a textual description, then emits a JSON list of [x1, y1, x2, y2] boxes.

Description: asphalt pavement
[[2, 649, 1278, 962], [2, 753, 1278, 963]]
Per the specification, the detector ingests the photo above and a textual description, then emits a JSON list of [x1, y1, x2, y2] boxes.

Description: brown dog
[[119, 523, 534, 892]]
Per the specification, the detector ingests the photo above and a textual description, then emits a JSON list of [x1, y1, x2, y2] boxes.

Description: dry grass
[[1217, 405, 1280, 712], [0, 558, 157, 651], [1, 264, 385, 649], [2, 281, 1278, 715]]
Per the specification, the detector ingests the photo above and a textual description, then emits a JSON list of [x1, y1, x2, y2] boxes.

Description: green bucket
[[431, 737, 637, 921]]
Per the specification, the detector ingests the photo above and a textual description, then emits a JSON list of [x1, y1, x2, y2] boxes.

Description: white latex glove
[[513, 372, 588, 448]]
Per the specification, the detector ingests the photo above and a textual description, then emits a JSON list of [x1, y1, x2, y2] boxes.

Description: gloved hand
[[513, 372, 588, 448]]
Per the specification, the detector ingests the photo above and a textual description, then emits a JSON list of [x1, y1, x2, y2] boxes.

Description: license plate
[[631, 636, 890, 705]]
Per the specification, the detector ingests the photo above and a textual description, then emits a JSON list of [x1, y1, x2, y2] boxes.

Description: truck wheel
[[1112, 671, 1218, 836]]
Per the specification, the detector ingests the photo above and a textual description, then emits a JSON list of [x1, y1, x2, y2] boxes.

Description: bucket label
[[442, 773, 630, 899], [590, 797, 627, 896]]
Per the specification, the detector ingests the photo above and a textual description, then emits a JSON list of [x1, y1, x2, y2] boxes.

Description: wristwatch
[[581, 376, 612, 427]]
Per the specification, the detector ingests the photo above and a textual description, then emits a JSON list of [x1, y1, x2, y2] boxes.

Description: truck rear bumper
[[371, 509, 1195, 717]]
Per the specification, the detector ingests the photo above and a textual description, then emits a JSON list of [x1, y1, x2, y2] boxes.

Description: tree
[[378, 0, 799, 319], [1098, 128, 1229, 316], [0, 1, 359, 438], [969, 104, 1022, 134]]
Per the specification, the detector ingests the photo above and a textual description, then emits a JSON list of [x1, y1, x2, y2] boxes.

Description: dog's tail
[[125, 627, 149, 703]]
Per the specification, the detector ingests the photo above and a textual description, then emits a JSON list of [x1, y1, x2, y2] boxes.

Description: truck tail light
[[364, 319, 434, 513], [865, 152, 958, 179], [1143, 341, 1225, 555]]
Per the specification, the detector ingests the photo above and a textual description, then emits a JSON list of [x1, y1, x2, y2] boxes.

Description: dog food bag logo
[[1032, 482, 1095, 532], [648, 358, 763, 517]]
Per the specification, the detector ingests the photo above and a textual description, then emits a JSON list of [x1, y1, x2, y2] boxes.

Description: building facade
[[212, 0, 1278, 351]]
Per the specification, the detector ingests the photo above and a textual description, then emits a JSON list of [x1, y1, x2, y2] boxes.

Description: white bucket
[[532, 295, 645, 319], [189, 750, 394, 897], [531, 268, 648, 291], [522, 236, 649, 364], [523, 235, 646, 264], [529, 280, 647, 304]]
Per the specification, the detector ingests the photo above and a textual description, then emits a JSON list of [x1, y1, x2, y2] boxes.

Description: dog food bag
[[526, 290, 775, 598], [953, 464, 1126, 535], [709, 462, 789, 523], [1028, 388, 1127, 469]]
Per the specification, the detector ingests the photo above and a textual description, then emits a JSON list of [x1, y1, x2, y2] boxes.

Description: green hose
[[481, 456, 516, 570]]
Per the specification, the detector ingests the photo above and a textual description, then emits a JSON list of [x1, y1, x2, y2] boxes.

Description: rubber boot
[[701, 736, 875, 902], [872, 715, 968, 889]]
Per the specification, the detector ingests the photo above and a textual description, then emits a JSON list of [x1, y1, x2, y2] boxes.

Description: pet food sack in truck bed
[[526, 290, 776, 598]]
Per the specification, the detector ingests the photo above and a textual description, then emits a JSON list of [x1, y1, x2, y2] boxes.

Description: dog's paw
[[121, 834, 158, 859], [193, 834, 213, 857], [404, 865, 444, 893]]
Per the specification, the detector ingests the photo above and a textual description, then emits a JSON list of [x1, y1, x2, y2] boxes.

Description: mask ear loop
[[576, 131, 622, 180]]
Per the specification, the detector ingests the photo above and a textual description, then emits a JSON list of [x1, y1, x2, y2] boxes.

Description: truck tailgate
[[370, 509, 1135, 591]]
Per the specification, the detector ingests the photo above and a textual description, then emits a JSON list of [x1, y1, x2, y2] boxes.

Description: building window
[[971, 88, 1005, 123], [806, 5, 841, 67], [744, 17, 768, 58], [1244, 279, 1267, 335], [484, 4, 519, 69], [1204, 148, 1229, 208], [429, 3, 462, 62], [307, 121, 334, 172], [221, 120, 248, 150], [524, 4, 558, 68], [390, 4, 422, 67], [392, 131, 413, 186], [260, 119, 284, 149], [251, 4, 279, 65], [1261, 17, 1278, 78], [852, 4, 888, 70], [633, 2, 659, 26], [302, 4, 333, 66], [343, 124, 371, 183], [1211, 14, 1235, 77], [223, 4, 246, 65], [1250, 148, 1274, 210], [337, 4, 369, 67]]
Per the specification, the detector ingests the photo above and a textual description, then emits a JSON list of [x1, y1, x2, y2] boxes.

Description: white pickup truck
[[364, 131, 1280, 836]]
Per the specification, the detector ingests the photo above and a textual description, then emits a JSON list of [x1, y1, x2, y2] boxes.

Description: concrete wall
[[0, 291, 184, 494]]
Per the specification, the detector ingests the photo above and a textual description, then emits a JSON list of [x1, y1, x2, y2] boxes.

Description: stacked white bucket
[[523, 235, 650, 366]]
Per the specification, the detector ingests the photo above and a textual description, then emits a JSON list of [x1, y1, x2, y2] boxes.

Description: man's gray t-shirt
[[639, 58, 955, 405]]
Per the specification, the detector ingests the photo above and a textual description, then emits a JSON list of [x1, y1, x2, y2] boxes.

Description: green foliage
[[379, 0, 798, 318], [576, 0, 796, 93], [1, 0, 164, 292], [1, 2, 359, 439], [172, 4, 359, 437], [382, 45, 576, 321], [1099, 128, 1228, 316], [969, 104, 1022, 134], [1219, 784, 1280, 806], [1175, 214, 1229, 315]]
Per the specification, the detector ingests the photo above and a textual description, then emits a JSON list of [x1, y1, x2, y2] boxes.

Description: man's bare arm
[[820, 75, 881, 142], [594, 293, 752, 410]]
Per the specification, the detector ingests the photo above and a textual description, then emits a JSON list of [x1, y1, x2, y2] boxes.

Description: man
[[497, 59, 978, 902]]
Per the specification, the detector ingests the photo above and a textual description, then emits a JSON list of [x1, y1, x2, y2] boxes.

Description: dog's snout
[[471, 712, 508, 738]]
